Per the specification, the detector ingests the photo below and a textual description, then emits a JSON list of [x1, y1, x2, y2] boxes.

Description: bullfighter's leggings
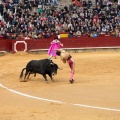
[[68, 58, 74, 80]]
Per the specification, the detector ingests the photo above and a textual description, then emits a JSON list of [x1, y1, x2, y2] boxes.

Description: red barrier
[[0, 40, 12, 52], [0, 36, 120, 52]]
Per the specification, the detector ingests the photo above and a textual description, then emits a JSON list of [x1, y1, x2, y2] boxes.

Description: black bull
[[20, 59, 62, 83]]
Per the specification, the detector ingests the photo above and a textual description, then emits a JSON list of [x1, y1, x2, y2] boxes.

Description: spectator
[[68, 22, 73, 30], [2, 31, 10, 39], [92, 31, 98, 38], [24, 35, 30, 40], [62, 21, 68, 32], [118, 9, 120, 17], [101, 25, 107, 34], [96, 0, 100, 7], [0, 1, 4, 16], [68, 30, 74, 38], [52, 0, 58, 6], [107, 0, 113, 8], [115, 27, 119, 37], [88, 0, 92, 8], [82, 0, 87, 7], [38, 5, 43, 15], [74, 28, 81, 37], [42, 30, 51, 38], [11, 33, 18, 39], [32, 31, 38, 39]]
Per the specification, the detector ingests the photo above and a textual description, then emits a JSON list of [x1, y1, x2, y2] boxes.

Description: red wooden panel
[[0, 37, 120, 52], [0, 40, 12, 51], [16, 43, 26, 51]]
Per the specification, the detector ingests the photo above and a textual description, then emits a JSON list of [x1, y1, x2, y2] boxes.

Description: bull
[[20, 59, 62, 83]]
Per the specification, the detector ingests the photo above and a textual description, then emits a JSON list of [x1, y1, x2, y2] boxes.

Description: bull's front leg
[[43, 74, 48, 83], [48, 74, 54, 82]]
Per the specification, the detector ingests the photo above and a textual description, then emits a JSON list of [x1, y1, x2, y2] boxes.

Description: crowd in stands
[[0, 0, 120, 39]]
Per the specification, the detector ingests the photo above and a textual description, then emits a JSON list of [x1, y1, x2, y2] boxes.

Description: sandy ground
[[0, 51, 120, 120]]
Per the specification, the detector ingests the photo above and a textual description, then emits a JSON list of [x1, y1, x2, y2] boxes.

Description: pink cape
[[48, 40, 62, 57]]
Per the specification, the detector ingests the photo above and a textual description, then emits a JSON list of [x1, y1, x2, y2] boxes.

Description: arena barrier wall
[[0, 36, 120, 53]]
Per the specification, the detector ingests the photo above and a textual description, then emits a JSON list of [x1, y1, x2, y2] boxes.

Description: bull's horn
[[58, 67, 63, 70]]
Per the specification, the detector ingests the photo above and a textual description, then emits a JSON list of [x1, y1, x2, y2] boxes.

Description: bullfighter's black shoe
[[69, 79, 74, 84]]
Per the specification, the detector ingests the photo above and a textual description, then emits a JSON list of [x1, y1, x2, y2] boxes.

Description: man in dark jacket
[[0, 1, 4, 16]]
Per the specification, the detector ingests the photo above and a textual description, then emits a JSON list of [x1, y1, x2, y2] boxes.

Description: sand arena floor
[[0, 51, 120, 120]]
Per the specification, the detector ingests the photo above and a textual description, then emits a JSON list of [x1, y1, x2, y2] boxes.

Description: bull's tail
[[20, 68, 26, 79]]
